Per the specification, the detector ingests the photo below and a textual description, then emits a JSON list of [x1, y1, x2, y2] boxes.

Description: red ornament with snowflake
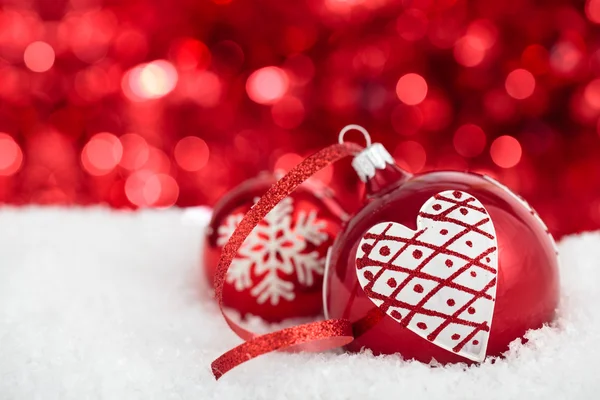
[[324, 136, 560, 363], [204, 172, 346, 322]]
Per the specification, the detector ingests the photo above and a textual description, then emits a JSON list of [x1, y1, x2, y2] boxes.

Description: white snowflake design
[[217, 197, 329, 305]]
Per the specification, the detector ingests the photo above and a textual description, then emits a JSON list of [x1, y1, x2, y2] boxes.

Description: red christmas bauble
[[324, 145, 560, 363], [204, 172, 346, 322]]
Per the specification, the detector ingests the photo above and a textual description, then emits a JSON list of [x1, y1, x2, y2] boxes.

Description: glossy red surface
[[325, 169, 560, 363], [204, 172, 346, 322]]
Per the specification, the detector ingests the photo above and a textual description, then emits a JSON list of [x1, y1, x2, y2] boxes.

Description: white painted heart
[[356, 190, 498, 362]]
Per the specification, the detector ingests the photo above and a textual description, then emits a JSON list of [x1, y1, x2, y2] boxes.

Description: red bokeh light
[[23, 41, 55, 72], [124, 170, 152, 207], [169, 38, 211, 71], [466, 19, 497, 50], [180, 70, 221, 107], [584, 79, 600, 110], [324, 0, 367, 14], [246, 67, 289, 105], [505, 69, 536, 100], [550, 40, 583, 75], [124, 171, 179, 207], [0, 133, 23, 176], [418, 92, 452, 131], [0, 10, 42, 62], [81, 133, 123, 176], [174, 137, 210, 172], [396, 73, 428, 105], [394, 141, 427, 173], [453, 19, 496, 68], [142, 147, 172, 174], [453, 124, 487, 158], [144, 174, 180, 207], [490, 136, 522, 168], [119, 134, 150, 171], [454, 35, 486, 67], [59, 10, 117, 64], [271, 96, 305, 129], [586, 0, 600, 23], [274, 153, 301, 173], [125, 60, 179, 101]]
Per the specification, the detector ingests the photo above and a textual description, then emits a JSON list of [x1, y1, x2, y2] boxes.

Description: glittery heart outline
[[356, 190, 498, 362]]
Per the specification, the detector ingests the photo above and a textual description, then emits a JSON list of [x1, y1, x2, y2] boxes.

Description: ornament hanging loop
[[338, 124, 372, 148]]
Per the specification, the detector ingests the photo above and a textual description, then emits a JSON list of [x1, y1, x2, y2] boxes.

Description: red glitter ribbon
[[211, 143, 362, 379]]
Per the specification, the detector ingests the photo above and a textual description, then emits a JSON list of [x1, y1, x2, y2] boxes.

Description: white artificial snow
[[0, 207, 598, 400]]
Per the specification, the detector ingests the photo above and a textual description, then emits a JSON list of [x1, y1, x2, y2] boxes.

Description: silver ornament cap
[[351, 143, 395, 182], [338, 124, 395, 182]]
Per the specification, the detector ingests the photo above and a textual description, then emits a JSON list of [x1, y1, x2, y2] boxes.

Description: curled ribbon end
[[211, 318, 354, 380], [211, 365, 224, 381]]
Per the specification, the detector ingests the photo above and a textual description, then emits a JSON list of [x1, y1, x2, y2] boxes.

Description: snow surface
[[0, 207, 599, 400]]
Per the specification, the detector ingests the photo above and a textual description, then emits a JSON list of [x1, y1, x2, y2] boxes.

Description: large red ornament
[[324, 140, 560, 363], [204, 172, 346, 322]]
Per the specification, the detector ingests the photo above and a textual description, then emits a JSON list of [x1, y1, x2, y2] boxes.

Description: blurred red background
[[1, 0, 600, 238]]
